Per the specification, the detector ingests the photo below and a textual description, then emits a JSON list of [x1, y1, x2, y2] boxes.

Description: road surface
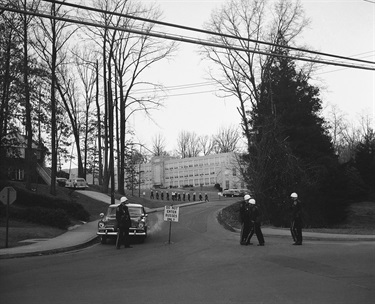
[[1, 200, 374, 303]]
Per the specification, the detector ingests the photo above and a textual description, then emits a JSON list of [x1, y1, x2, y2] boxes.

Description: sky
[[128, 0, 375, 154]]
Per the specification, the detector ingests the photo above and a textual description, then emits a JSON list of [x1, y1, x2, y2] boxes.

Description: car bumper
[[97, 229, 146, 236]]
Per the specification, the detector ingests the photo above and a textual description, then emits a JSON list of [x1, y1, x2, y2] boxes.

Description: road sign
[[0, 186, 17, 205], [1, 187, 17, 248], [164, 205, 180, 222]]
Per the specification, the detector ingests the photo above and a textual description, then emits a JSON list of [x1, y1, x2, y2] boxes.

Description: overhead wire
[[43, 0, 375, 66], [2, 4, 375, 72]]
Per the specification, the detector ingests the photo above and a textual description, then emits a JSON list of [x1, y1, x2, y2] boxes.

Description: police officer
[[246, 199, 265, 246], [239, 195, 252, 245], [116, 196, 132, 249], [204, 193, 209, 202], [289, 192, 303, 245]]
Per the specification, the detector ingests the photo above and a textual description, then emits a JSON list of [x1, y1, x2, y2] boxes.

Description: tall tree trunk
[[95, 60, 103, 185], [0, 30, 12, 179], [114, 71, 123, 194], [102, 28, 109, 194], [50, 2, 57, 195], [23, 0, 33, 190], [118, 70, 125, 194], [108, 80, 115, 204]]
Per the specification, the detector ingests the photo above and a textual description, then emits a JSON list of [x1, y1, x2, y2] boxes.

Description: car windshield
[[128, 207, 143, 217], [106, 206, 143, 217], [107, 207, 117, 217]]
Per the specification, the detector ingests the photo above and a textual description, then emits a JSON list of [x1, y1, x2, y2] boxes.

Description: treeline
[[201, 0, 374, 227], [0, 0, 176, 201]]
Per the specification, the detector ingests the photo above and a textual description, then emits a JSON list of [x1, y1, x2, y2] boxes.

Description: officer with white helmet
[[289, 192, 303, 245], [116, 196, 132, 249], [246, 198, 265, 246], [239, 194, 252, 245]]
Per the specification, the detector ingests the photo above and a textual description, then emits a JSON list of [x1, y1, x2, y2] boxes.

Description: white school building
[[139, 152, 246, 190]]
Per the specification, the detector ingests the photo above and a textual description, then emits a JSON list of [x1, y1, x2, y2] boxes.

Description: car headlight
[[138, 222, 144, 229], [98, 221, 105, 228]]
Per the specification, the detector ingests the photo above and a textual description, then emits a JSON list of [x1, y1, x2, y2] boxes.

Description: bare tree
[[152, 134, 167, 156], [73, 47, 97, 178], [199, 135, 215, 156], [83, 0, 176, 197], [33, 0, 76, 194], [212, 125, 240, 153], [202, 0, 309, 152], [17, 0, 40, 190], [111, 1, 176, 194], [326, 104, 349, 162], [176, 131, 201, 158]]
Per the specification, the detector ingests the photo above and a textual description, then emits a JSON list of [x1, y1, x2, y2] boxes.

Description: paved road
[[1, 200, 374, 304]]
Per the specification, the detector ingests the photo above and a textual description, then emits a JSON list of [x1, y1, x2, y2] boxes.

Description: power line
[[1, 5, 375, 71], [44, 0, 375, 66], [132, 81, 217, 95]]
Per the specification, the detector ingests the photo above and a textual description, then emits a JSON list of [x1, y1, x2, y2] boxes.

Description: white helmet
[[290, 192, 298, 198], [120, 196, 128, 203], [249, 199, 256, 205], [244, 194, 251, 200]]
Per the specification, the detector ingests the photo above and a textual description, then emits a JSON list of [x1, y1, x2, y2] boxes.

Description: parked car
[[56, 177, 67, 187], [222, 188, 252, 197], [237, 189, 253, 197], [222, 189, 239, 197], [65, 178, 88, 190], [97, 203, 148, 244]]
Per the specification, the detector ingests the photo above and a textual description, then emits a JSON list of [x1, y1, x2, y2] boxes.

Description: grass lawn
[[0, 182, 109, 249]]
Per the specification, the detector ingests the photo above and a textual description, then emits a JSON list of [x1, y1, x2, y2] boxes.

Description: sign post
[[164, 205, 179, 244], [0, 187, 17, 248]]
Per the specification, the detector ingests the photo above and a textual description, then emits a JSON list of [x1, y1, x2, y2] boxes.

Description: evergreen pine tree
[[247, 39, 350, 226]]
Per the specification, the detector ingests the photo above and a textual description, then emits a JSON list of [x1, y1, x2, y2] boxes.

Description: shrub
[[13, 188, 90, 222], [10, 206, 71, 229]]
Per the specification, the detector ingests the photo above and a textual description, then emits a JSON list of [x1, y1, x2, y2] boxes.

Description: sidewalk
[[1, 197, 374, 259]]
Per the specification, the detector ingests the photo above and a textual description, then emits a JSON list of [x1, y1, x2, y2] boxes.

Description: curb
[[0, 236, 99, 260]]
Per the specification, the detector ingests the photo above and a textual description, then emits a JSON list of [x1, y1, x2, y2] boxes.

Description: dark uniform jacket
[[116, 204, 131, 229], [239, 201, 252, 224], [291, 199, 302, 221], [249, 205, 262, 223]]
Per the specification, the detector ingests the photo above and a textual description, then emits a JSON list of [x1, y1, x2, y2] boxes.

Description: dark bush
[[10, 206, 71, 229], [13, 188, 90, 222]]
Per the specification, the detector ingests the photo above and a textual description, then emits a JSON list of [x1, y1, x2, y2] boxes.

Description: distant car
[[223, 189, 251, 197], [97, 203, 148, 244], [222, 189, 238, 197], [65, 178, 88, 190], [237, 189, 253, 197], [56, 177, 67, 187]]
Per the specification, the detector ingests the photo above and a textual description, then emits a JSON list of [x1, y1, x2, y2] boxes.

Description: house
[[0, 132, 48, 182]]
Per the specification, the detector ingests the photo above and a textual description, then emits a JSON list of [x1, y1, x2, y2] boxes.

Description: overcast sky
[[129, 0, 375, 153]]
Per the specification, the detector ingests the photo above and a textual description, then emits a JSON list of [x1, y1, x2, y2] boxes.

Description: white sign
[[164, 206, 179, 222], [0, 187, 17, 205]]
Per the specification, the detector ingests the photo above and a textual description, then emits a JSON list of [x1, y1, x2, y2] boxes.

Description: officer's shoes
[[125, 245, 133, 248], [257, 243, 265, 246], [245, 243, 253, 246], [293, 242, 302, 245]]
